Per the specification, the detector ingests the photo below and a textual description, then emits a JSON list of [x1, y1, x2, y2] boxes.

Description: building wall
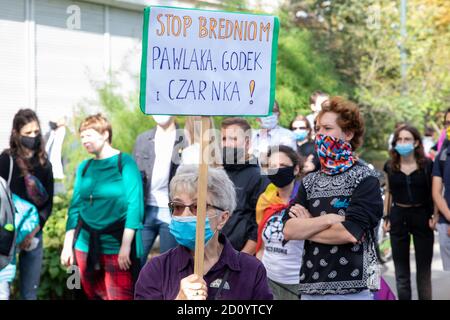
[[0, 0, 278, 149], [0, 0, 27, 149], [0, 0, 204, 149]]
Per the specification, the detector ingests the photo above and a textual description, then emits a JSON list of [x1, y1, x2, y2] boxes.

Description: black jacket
[[221, 161, 269, 251]]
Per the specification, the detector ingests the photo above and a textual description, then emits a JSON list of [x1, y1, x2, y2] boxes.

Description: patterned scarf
[[315, 133, 354, 175]]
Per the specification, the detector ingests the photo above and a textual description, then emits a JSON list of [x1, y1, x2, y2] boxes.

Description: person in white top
[[181, 116, 221, 166], [45, 117, 66, 180], [251, 100, 297, 170], [422, 126, 436, 159], [45, 117, 67, 195], [133, 115, 188, 266], [306, 91, 329, 133], [256, 145, 304, 300]]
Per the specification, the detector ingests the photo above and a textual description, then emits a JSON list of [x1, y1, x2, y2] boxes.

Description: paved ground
[[382, 232, 450, 300]]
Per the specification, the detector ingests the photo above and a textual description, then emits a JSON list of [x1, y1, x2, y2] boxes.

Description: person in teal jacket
[[60, 114, 144, 300], [0, 194, 40, 300]]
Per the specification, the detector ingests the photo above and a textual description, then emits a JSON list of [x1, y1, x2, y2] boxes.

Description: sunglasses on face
[[168, 201, 225, 216]]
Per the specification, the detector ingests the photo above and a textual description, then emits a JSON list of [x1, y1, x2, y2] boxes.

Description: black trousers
[[389, 205, 434, 300]]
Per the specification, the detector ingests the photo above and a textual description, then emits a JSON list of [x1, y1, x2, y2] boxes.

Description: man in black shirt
[[431, 108, 450, 271], [220, 118, 269, 255]]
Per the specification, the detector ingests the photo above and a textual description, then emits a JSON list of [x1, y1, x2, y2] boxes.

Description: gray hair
[[170, 165, 237, 215]]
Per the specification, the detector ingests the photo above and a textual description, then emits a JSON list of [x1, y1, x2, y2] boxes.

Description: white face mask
[[153, 115, 172, 126], [260, 113, 279, 129]]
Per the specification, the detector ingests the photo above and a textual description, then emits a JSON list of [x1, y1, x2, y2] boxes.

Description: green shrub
[[38, 192, 74, 300]]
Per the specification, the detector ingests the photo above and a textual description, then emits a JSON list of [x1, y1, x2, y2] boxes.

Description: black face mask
[[267, 166, 296, 188], [49, 121, 57, 130], [21, 135, 41, 150], [222, 147, 245, 166]]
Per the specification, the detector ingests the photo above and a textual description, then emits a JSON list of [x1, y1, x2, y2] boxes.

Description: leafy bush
[[38, 192, 74, 300]]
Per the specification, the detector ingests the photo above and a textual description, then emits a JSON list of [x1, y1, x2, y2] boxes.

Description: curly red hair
[[317, 96, 365, 149]]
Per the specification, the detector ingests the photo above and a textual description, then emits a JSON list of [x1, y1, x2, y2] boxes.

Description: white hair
[[170, 165, 237, 215]]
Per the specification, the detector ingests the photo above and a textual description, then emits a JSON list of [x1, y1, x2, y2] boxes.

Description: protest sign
[[140, 6, 279, 116], [140, 6, 279, 277]]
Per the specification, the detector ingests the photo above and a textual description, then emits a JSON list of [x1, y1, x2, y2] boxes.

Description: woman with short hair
[[283, 97, 383, 300], [60, 114, 144, 300], [135, 165, 273, 300]]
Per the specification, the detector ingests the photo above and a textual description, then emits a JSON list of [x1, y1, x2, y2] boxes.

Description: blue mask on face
[[168, 215, 215, 250], [395, 143, 415, 156], [294, 130, 308, 141]]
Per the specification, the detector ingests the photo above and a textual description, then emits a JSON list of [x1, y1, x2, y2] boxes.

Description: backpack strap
[[81, 152, 123, 177], [81, 159, 94, 177], [7, 155, 13, 186], [118, 152, 123, 174], [214, 251, 239, 300], [214, 267, 231, 300]]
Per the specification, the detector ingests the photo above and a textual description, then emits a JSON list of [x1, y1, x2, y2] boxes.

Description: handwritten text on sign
[[141, 7, 278, 116]]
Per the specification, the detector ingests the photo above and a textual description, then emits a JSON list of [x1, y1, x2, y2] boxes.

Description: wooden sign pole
[[194, 116, 210, 276]]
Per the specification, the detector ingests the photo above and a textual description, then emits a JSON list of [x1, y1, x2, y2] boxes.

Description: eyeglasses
[[168, 201, 225, 216]]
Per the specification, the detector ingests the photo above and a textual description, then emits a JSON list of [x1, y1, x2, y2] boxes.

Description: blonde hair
[[79, 114, 112, 143]]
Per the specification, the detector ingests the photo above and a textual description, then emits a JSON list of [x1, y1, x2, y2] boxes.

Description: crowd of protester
[[1, 91, 449, 301]]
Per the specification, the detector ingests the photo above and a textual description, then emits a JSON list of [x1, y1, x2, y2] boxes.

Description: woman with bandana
[[283, 97, 383, 300], [0, 109, 54, 299], [383, 125, 434, 300], [255, 145, 304, 300], [134, 165, 273, 300]]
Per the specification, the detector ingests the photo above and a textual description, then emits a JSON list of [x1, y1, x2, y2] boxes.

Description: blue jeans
[[140, 206, 177, 266], [301, 290, 374, 300], [18, 232, 43, 300]]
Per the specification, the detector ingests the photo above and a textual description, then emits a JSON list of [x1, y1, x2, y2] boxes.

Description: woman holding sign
[[134, 165, 273, 300]]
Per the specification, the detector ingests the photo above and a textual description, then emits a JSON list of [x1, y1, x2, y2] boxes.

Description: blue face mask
[[395, 143, 415, 156], [168, 215, 215, 250], [294, 130, 308, 141]]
